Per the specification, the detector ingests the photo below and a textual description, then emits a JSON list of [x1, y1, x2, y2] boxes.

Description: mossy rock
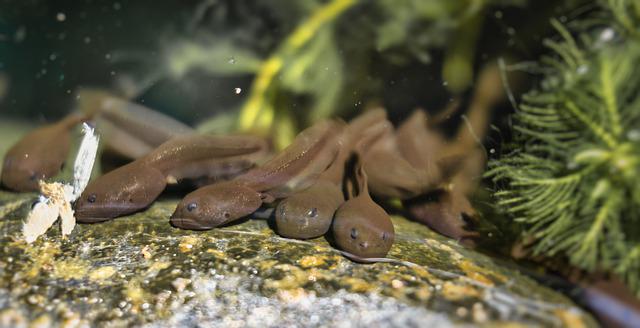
[[0, 194, 596, 327]]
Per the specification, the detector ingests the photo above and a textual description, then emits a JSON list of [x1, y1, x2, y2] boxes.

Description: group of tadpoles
[[1, 64, 503, 261]]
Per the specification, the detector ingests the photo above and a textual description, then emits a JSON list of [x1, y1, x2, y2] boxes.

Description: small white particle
[[228, 57, 236, 64], [576, 65, 588, 75], [600, 28, 615, 42], [234, 87, 242, 94], [14, 26, 26, 43], [84, 36, 91, 44], [56, 13, 66, 22]]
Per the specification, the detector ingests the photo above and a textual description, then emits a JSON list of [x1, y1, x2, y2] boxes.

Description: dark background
[[0, 0, 585, 126]]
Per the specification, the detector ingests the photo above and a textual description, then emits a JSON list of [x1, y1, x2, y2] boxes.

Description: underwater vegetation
[[107, 0, 529, 149], [229, 0, 527, 148], [488, 0, 640, 296]]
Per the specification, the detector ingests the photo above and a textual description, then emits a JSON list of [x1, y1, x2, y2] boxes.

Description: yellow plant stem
[[239, 0, 357, 137]]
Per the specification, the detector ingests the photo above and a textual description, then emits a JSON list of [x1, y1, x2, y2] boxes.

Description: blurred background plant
[[0, 0, 582, 147]]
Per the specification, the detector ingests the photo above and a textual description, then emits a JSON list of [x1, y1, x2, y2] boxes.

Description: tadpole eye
[[29, 172, 38, 181], [187, 202, 197, 212], [350, 228, 358, 239], [223, 212, 231, 219], [382, 232, 388, 241], [87, 194, 97, 203], [307, 207, 318, 218]]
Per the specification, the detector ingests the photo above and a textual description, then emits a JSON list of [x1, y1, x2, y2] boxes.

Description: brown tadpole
[[75, 134, 268, 223], [362, 128, 426, 199], [397, 109, 475, 189], [275, 179, 345, 239], [75, 161, 166, 223], [391, 63, 505, 242], [171, 181, 263, 230], [273, 109, 402, 240], [171, 120, 344, 230], [403, 189, 480, 247], [142, 134, 269, 182], [274, 132, 347, 239], [347, 108, 425, 199], [332, 153, 395, 260], [1, 114, 86, 192], [76, 88, 195, 160]]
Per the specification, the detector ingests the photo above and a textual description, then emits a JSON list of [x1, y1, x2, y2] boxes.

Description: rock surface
[[0, 195, 596, 327], [0, 122, 595, 327]]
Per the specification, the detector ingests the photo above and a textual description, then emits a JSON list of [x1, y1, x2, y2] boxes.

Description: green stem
[[600, 57, 622, 138]]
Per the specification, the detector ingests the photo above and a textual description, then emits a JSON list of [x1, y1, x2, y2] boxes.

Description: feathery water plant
[[488, 0, 640, 294]]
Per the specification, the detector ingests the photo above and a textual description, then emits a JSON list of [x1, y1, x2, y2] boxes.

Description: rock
[[0, 194, 596, 327]]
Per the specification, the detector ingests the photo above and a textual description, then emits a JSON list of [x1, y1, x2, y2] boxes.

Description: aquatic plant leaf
[[279, 26, 344, 124], [488, 0, 640, 295], [165, 39, 263, 78]]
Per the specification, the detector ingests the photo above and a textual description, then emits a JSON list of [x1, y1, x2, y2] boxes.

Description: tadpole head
[[1, 153, 49, 192], [75, 163, 166, 223], [403, 190, 480, 244], [1, 125, 72, 192], [171, 183, 262, 230], [331, 196, 395, 259], [275, 181, 343, 239]]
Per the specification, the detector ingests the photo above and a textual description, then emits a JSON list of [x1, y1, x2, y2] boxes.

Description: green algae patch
[[88, 266, 117, 282], [51, 259, 91, 280]]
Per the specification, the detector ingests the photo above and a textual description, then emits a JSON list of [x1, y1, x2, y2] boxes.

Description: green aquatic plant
[[488, 0, 640, 294], [235, 0, 527, 148], [237, 0, 355, 149], [115, 0, 529, 148]]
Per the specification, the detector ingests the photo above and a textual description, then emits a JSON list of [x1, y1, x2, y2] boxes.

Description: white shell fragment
[[72, 123, 100, 199], [22, 123, 99, 243]]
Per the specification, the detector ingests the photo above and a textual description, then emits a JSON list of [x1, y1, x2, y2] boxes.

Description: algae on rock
[[0, 191, 595, 326]]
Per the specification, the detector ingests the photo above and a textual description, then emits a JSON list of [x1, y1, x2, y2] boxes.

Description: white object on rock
[[22, 123, 99, 243]]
